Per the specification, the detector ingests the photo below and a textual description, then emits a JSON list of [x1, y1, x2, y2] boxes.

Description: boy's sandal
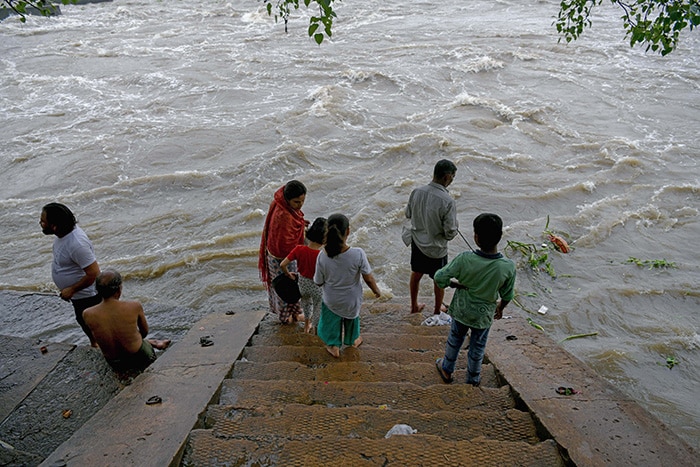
[[556, 386, 580, 396], [435, 358, 453, 384]]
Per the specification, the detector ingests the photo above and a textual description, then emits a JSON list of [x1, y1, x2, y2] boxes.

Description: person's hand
[[494, 307, 503, 320], [59, 287, 73, 301], [285, 271, 297, 280]]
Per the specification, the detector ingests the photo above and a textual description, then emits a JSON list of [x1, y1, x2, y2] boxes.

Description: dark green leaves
[[263, 0, 339, 44], [1, 0, 68, 21], [555, 0, 698, 55]]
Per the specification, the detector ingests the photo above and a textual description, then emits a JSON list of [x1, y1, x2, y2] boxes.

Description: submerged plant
[[627, 257, 677, 270], [506, 240, 554, 275], [526, 317, 545, 332], [505, 216, 572, 279], [664, 356, 679, 370]]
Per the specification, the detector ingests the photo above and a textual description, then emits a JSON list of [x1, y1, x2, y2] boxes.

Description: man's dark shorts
[[410, 242, 447, 278], [107, 339, 157, 373], [72, 294, 101, 341]]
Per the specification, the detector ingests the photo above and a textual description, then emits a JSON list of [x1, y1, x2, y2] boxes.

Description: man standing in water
[[41, 202, 101, 346], [405, 160, 459, 315], [83, 270, 170, 373]]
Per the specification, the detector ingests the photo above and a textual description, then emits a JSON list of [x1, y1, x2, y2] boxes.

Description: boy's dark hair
[[96, 269, 122, 299], [42, 202, 77, 236], [433, 159, 457, 179], [325, 213, 349, 258], [283, 180, 307, 201], [473, 213, 503, 250], [306, 217, 327, 244]]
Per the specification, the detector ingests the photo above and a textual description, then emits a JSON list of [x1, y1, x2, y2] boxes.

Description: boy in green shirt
[[434, 213, 516, 386]]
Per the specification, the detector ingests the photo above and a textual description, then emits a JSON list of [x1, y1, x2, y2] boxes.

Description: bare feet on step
[[410, 303, 426, 314], [149, 339, 171, 350], [353, 336, 363, 348], [325, 345, 340, 358]]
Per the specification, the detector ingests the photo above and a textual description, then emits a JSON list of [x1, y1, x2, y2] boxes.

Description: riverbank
[[1, 292, 696, 466]]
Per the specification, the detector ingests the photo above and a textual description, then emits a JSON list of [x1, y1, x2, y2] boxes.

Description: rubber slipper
[[506, 335, 518, 341], [556, 387, 580, 396], [146, 395, 162, 405], [435, 358, 453, 384], [199, 336, 214, 347]]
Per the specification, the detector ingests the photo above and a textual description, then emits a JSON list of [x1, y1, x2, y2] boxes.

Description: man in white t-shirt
[[41, 203, 101, 346]]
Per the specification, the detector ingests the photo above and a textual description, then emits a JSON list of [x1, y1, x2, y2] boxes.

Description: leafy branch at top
[[555, 0, 700, 56], [1, 0, 74, 21], [262, 0, 338, 45]]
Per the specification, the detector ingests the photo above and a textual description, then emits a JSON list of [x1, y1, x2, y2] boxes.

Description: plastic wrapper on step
[[421, 311, 452, 326], [385, 424, 418, 438]]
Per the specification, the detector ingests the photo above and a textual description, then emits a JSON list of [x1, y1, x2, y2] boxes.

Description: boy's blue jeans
[[442, 319, 491, 385]]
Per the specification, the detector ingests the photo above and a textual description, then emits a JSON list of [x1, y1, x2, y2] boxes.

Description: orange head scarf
[[258, 186, 306, 285]]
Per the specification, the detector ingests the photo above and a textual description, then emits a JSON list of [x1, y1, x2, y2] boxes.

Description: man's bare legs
[[411, 271, 446, 315], [410, 271, 426, 314], [433, 281, 446, 315]]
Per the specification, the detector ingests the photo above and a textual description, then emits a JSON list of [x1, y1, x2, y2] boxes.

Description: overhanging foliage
[[262, 0, 338, 45], [555, 0, 700, 55], [1, 0, 74, 21]]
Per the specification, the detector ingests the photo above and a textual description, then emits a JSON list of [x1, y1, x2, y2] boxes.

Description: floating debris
[[560, 332, 598, 343], [527, 318, 545, 331], [548, 234, 570, 253]]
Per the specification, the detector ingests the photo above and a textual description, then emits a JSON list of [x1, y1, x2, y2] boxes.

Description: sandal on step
[[435, 358, 453, 384]]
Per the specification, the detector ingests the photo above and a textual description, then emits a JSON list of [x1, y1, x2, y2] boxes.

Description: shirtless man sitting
[[83, 269, 170, 373]]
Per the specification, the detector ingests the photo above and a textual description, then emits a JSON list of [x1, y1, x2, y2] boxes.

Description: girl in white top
[[314, 213, 381, 357]]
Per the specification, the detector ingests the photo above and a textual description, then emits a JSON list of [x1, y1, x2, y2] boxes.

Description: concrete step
[[250, 331, 447, 351], [220, 380, 516, 413], [203, 403, 540, 444], [182, 430, 564, 467], [255, 319, 448, 337], [242, 344, 444, 365], [230, 360, 500, 387]]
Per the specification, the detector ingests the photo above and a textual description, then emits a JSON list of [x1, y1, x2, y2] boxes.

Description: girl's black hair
[[283, 180, 307, 201], [306, 217, 327, 244], [325, 213, 349, 258]]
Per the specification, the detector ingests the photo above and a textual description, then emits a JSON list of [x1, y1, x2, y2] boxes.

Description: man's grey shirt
[[406, 181, 458, 258]]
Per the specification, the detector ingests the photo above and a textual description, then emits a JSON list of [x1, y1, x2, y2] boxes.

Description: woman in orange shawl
[[259, 180, 308, 323]]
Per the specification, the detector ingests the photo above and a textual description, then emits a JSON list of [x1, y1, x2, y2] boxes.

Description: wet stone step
[[241, 344, 444, 366], [220, 380, 516, 414], [250, 331, 446, 351], [230, 360, 499, 387], [183, 431, 564, 467], [255, 320, 448, 337], [203, 403, 540, 444]]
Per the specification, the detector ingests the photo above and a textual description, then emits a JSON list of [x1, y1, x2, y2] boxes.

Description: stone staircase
[[181, 302, 565, 466]]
